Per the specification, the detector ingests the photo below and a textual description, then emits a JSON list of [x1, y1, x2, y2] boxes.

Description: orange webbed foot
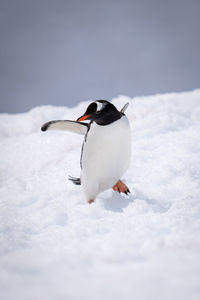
[[88, 199, 95, 204], [112, 180, 130, 195]]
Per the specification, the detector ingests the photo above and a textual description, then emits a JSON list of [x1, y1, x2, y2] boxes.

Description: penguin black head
[[77, 100, 122, 125]]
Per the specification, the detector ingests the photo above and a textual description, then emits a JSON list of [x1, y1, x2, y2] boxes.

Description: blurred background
[[0, 0, 200, 113]]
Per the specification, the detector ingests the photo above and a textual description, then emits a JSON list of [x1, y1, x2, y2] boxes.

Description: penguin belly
[[81, 116, 131, 201]]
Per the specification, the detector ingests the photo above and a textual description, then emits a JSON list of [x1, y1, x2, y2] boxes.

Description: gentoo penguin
[[41, 100, 131, 204]]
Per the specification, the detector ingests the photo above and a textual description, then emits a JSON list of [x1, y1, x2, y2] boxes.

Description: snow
[[0, 90, 200, 300]]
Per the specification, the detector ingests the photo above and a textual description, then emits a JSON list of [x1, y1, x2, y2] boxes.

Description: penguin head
[[77, 100, 122, 125]]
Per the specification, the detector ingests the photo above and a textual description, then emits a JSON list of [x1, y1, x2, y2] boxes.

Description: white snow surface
[[0, 90, 200, 300]]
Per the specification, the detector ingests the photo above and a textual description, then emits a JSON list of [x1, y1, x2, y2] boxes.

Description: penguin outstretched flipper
[[41, 120, 88, 135]]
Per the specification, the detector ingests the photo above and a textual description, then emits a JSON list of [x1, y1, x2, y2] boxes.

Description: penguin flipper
[[41, 120, 88, 135], [120, 102, 129, 114]]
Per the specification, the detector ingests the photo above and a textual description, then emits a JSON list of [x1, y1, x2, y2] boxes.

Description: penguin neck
[[95, 111, 122, 126]]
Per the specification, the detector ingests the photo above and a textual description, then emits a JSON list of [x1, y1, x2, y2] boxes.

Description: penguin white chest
[[81, 116, 131, 198]]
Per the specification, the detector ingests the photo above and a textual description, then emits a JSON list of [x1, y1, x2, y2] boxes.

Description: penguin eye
[[96, 110, 101, 114]]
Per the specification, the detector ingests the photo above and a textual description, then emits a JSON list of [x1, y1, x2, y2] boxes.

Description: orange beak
[[77, 114, 91, 122]]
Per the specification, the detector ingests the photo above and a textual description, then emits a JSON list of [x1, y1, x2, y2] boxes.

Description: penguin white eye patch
[[95, 101, 105, 112]]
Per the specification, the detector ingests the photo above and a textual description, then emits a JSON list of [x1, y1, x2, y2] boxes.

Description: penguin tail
[[68, 176, 81, 185]]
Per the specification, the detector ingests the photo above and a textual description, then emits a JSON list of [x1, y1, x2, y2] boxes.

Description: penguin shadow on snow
[[100, 190, 135, 212], [134, 188, 171, 213], [100, 187, 171, 214]]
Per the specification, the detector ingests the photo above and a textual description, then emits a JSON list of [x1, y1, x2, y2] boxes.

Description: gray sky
[[0, 0, 200, 113]]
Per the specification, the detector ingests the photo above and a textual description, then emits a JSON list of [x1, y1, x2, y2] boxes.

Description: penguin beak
[[77, 114, 91, 122]]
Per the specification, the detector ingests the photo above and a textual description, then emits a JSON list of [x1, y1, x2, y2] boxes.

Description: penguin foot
[[88, 199, 95, 204], [112, 180, 130, 195]]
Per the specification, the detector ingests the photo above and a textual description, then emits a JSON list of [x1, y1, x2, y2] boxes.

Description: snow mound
[[0, 90, 200, 300]]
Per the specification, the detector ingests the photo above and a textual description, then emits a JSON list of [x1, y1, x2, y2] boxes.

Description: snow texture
[[0, 90, 200, 300]]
